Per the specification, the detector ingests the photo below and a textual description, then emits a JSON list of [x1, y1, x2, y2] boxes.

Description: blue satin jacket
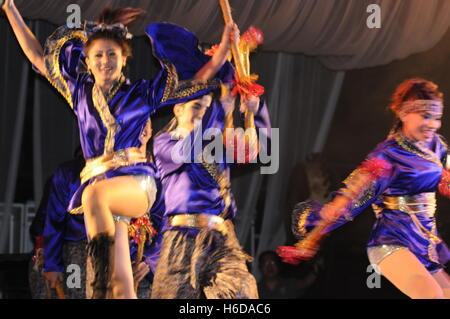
[[299, 133, 450, 272]]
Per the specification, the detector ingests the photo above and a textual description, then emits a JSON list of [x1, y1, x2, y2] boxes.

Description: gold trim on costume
[[44, 28, 87, 109], [69, 206, 84, 215], [80, 147, 147, 184], [297, 205, 313, 238], [394, 133, 442, 167], [159, 60, 178, 103], [382, 193, 441, 264], [91, 77, 124, 155], [341, 167, 376, 210], [199, 156, 232, 218], [169, 214, 227, 235]]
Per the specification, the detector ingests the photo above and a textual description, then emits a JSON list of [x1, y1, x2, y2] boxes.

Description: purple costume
[[41, 23, 223, 214], [294, 133, 450, 273], [151, 93, 271, 298]]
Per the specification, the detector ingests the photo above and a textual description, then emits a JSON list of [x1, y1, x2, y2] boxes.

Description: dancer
[[3, 0, 236, 298], [279, 78, 450, 299], [151, 84, 271, 298], [41, 154, 86, 299]]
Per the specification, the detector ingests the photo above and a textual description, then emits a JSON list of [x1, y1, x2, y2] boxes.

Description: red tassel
[[230, 73, 265, 97]]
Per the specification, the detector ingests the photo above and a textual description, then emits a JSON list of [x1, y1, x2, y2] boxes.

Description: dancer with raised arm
[[2, 0, 236, 298]]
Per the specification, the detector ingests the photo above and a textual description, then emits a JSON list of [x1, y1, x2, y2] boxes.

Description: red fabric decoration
[[438, 169, 450, 198], [129, 215, 157, 244], [231, 73, 265, 97], [359, 157, 393, 179], [205, 44, 220, 57], [241, 26, 264, 49], [276, 246, 307, 265]]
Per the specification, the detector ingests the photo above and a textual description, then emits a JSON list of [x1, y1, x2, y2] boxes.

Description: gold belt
[[169, 214, 227, 234], [382, 193, 436, 217], [382, 193, 441, 244], [80, 147, 147, 184]]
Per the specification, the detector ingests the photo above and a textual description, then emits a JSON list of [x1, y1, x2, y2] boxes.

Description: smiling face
[[85, 38, 127, 85], [174, 95, 213, 131], [400, 110, 442, 143]]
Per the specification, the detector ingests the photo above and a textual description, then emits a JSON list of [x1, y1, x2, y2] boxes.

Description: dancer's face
[[85, 39, 127, 85], [401, 110, 442, 143], [174, 95, 212, 131]]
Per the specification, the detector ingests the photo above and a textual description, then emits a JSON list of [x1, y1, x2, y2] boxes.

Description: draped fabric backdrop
[[9, 0, 450, 69], [1, 0, 449, 267]]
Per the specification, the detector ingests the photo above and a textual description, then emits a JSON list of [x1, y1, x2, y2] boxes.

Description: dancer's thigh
[[84, 176, 148, 219], [378, 248, 443, 299], [432, 269, 450, 299]]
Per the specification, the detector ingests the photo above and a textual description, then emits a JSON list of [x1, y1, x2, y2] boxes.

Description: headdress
[[398, 99, 443, 115], [85, 21, 133, 39]]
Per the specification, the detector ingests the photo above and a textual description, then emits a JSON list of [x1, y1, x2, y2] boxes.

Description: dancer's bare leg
[[378, 248, 444, 299], [111, 221, 136, 298], [82, 176, 148, 238], [432, 269, 450, 299], [82, 176, 149, 299]]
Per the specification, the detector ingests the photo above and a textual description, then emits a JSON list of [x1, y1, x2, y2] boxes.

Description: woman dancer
[[151, 86, 271, 298], [279, 78, 450, 298], [3, 0, 236, 298]]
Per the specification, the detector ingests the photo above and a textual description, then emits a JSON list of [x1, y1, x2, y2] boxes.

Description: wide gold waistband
[[382, 193, 436, 217], [80, 147, 147, 184], [169, 214, 227, 234], [382, 193, 441, 244]]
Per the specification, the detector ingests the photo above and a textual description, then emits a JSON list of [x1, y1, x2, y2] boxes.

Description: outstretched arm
[[194, 22, 238, 81], [2, 0, 45, 74]]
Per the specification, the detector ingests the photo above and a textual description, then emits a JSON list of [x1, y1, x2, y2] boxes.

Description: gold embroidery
[[160, 60, 178, 103], [200, 155, 232, 218], [297, 205, 313, 238], [91, 77, 124, 155], [44, 28, 87, 109], [394, 133, 442, 167], [80, 147, 147, 184], [69, 206, 83, 215], [168, 80, 220, 101], [382, 193, 442, 264], [342, 168, 376, 209]]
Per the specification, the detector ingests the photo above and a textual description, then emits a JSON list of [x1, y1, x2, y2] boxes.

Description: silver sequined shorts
[[367, 245, 407, 268], [113, 175, 157, 224]]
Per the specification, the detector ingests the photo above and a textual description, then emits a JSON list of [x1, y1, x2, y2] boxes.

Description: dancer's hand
[[2, 0, 13, 11], [240, 94, 259, 114], [220, 22, 240, 51], [220, 89, 236, 115], [44, 271, 64, 288], [132, 261, 150, 286]]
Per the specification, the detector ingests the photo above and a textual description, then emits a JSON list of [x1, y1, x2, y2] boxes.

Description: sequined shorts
[[367, 245, 407, 267], [112, 175, 157, 224]]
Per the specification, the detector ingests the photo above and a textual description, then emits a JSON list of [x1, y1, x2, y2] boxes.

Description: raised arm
[[2, 0, 45, 74], [193, 22, 238, 81], [221, 91, 260, 163]]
